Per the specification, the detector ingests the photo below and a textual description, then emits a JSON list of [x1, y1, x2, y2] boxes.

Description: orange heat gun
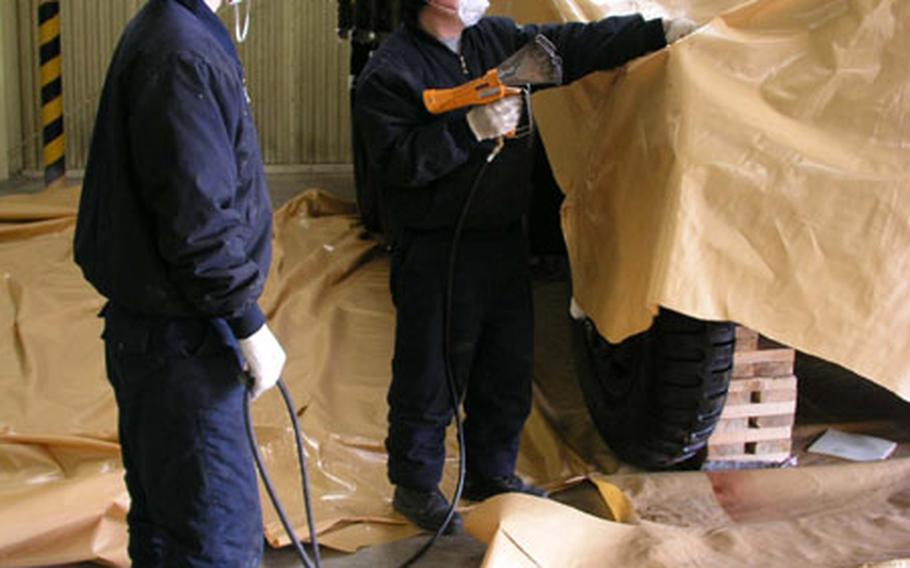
[[422, 34, 563, 117], [423, 68, 524, 115]]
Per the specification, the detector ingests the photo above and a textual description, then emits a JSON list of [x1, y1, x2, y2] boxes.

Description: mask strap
[[426, 0, 457, 16], [230, 0, 251, 43]]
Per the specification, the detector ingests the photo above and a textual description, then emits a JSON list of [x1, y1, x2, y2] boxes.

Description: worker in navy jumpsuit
[[354, 0, 689, 532], [74, 1, 283, 565]]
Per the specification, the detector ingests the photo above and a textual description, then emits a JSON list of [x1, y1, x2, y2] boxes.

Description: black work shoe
[[393, 486, 464, 535], [462, 473, 548, 501]]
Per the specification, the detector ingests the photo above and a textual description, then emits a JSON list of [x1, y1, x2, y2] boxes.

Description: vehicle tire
[[571, 308, 735, 470]]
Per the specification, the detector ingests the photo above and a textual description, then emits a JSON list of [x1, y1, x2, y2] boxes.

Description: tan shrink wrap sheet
[[2, 188, 909, 566], [0, 188, 587, 565], [492, 0, 910, 400]]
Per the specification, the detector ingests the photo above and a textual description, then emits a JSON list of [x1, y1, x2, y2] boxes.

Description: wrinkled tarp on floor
[[0, 188, 587, 566], [3, 0, 910, 563], [1, 188, 908, 566], [495, 0, 910, 398]]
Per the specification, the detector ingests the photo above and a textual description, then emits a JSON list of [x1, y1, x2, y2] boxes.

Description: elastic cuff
[[644, 17, 669, 50], [226, 304, 265, 339]]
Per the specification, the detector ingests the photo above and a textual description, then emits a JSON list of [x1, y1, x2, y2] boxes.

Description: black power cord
[[242, 129, 513, 568], [244, 378, 321, 568], [398, 142, 506, 567]]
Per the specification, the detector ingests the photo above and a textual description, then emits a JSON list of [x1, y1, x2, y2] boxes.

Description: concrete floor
[[257, 481, 612, 568], [261, 534, 486, 568], [0, 168, 357, 207], [4, 171, 909, 567], [264, 170, 356, 207]]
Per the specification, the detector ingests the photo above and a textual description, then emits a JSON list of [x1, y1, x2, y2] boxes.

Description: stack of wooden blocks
[[707, 326, 798, 464]]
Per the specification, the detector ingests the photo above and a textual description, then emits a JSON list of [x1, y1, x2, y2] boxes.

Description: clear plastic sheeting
[[493, 0, 910, 399], [466, 459, 910, 567]]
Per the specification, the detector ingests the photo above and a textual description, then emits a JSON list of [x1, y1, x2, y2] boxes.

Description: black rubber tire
[[571, 308, 735, 470]]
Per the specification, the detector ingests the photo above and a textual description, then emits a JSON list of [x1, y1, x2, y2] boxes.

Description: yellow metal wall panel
[[2, 0, 24, 176], [15, 0, 39, 172], [59, 0, 144, 171], [230, 1, 352, 164], [13, 0, 352, 170]]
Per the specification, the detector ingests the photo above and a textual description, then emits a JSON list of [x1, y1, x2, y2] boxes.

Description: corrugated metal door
[[237, 1, 352, 165], [1, 1, 24, 177], [14, 0, 352, 170]]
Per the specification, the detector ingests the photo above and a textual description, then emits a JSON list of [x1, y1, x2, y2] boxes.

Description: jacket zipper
[[458, 53, 470, 78]]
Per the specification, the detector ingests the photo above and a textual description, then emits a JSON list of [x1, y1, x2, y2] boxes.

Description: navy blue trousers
[[102, 304, 263, 567], [387, 230, 533, 491]]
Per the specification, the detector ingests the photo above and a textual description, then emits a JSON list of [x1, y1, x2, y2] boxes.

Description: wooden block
[[733, 348, 795, 367], [720, 400, 796, 419], [754, 361, 795, 377], [708, 426, 792, 445], [723, 390, 751, 406], [708, 418, 794, 462], [708, 443, 745, 457], [709, 333, 797, 465], [727, 376, 797, 394], [713, 417, 749, 433], [755, 439, 792, 454], [708, 440, 791, 456], [708, 438, 791, 458], [752, 414, 794, 428], [735, 326, 759, 351], [733, 347, 794, 380], [706, 451, 792, 463], [754, 385, 797, 403], [732, 362, 757, 378]]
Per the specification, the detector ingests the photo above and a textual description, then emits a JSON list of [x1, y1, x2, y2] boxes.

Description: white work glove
[[238, 324, 287, 400], [569, 297, 587, 321], [662, 17, 698, 43], [466, 96, 523, 142]]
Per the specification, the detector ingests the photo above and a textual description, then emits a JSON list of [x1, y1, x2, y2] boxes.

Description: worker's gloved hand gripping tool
[[423, 35, 563, 157]]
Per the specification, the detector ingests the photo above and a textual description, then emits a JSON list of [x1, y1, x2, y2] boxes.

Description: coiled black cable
[[242, 135, 509, 568], [244, 378, 321, 568], [398, 142, 506, 567]]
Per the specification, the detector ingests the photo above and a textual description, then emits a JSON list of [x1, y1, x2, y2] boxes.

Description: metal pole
[[38, 0, 64, 190]]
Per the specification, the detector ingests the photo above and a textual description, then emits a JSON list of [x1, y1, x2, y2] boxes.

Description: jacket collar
[[405, 20, 465, 56], [173, 0, 242, 71]]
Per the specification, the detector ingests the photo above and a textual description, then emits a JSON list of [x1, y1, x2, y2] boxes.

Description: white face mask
[[458, 0, 489, 28], [227, 0, 251, 43]]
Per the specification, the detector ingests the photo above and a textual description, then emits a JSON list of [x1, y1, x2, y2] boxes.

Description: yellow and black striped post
[[39, 0, 65, 190]]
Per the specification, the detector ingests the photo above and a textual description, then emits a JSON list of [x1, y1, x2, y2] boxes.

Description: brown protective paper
[[0, 470, 128, 567], [493, 0, 910, 400], [251, 191, 593, 548], [2, 0, 910, 559], [0, 188, 591, 565], [1, 188, 908, 566]]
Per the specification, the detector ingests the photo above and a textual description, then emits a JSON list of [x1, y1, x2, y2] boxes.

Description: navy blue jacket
[[353, 15, 666, 235], [74, 0, 270, 338]]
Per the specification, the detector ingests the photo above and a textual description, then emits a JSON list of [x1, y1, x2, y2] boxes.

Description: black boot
[[393, 486, 464, 534], [462, 473, 547, 502]]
